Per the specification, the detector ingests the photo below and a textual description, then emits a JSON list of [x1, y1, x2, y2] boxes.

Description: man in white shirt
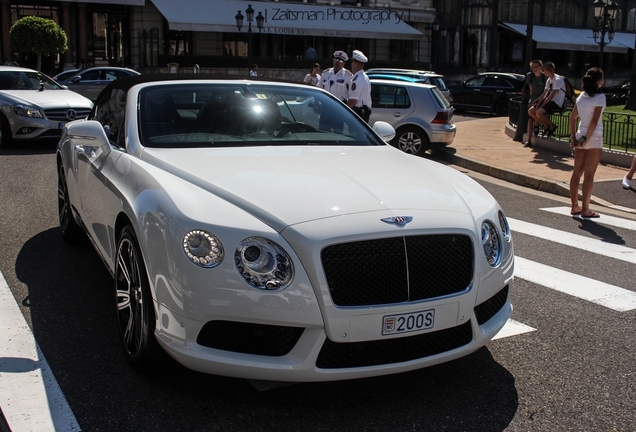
[[526, 62, 564, 145], [348, 50, 372, 123]]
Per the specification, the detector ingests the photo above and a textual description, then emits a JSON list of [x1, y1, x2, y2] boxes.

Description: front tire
[[392, 126, 430, 156], [115, 226, 159, 370]]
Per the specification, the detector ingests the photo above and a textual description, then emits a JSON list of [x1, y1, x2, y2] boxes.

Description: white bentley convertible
[[56, 75, 514, 382]]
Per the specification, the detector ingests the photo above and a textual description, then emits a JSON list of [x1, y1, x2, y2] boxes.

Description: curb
[[438, 149, 636, 215]]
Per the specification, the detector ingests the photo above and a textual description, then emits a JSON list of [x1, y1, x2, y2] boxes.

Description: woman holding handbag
[[568, 67, 606, 218]]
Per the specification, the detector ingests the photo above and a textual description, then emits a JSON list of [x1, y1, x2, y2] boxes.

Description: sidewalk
[[440, 116, 636, 215]]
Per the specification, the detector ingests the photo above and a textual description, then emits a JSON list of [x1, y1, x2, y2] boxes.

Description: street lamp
[[426, 18, 444, 70], [592, 0, 620, 70], [235, 4, 264, 73]]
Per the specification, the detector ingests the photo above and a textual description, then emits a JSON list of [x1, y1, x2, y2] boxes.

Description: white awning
[[49, 0, 145, 5], [151, 0, 423, 40], [501, 22, 631, 53]]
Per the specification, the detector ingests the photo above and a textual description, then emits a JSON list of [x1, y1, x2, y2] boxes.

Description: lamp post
[[235, 4, 264, 73], [592, 0, 620, 70], [426, 18, 445, 70]]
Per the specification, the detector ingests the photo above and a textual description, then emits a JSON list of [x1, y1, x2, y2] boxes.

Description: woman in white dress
[[568, 67, 606, 218]]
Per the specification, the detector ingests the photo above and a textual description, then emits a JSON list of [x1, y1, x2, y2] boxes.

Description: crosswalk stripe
[[514, 256, 636, 311], [508, 218, 636, 264], [492, 319, 536, 340], [540, 207, 636, 231], [0, 271, 80, 431]]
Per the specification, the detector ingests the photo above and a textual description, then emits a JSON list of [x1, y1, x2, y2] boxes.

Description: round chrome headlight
[[183, 230, 224, 268], [235, 237, 294, 290], [498, 210, 511, 242], [481, 220, 502, 267]]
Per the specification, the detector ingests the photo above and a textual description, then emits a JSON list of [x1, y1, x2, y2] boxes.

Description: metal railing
[[509, 98, 636, 153]]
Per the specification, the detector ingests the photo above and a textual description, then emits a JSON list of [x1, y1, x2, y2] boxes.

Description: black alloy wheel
[[0, 114, 13, 148], [115, 225, 158, 369], [393, 126, 430, 156], [494, 99, 509, 116], [57, 162, 84, 243]]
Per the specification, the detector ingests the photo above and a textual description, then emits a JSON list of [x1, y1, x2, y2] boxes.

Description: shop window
[[166, 30, 192, 56]]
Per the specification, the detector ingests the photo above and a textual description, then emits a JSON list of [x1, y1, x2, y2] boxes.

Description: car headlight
[[183, 230, 224, 268], [498, 210, 511, 242], [12, 104, 43, 118], [481, 220, 502, 266], [235, 237, 294, 290]]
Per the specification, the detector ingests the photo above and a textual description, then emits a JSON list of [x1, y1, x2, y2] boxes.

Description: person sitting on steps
[[526, 62, 565, 147]]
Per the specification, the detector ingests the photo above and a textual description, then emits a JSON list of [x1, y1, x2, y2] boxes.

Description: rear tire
[[58, 162, 84, 244], [392, 126, 430, 156], [494, 99, 508, 116], [0, 115, 14, 149]]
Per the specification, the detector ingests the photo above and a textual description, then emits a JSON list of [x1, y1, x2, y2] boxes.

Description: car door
[[76, 88, 127, 262], [369, 82, 415, 128], [67, 69, 104, 100], [454, 75, 486, 107]]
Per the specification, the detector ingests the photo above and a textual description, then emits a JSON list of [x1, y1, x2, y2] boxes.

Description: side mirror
[[65, 120, 112, 164], [372, 121, 396, 142], [70, 76, 81, 83]]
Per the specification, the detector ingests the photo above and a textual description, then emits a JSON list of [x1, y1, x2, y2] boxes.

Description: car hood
[[142, 145, 475, 230], [0, 89, 92, 108]]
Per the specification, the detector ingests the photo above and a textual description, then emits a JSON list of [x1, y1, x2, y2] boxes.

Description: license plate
[[382, 309, 435, 335]]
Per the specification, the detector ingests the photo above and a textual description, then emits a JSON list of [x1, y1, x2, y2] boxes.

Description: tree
[[9, 16, 68, 72]]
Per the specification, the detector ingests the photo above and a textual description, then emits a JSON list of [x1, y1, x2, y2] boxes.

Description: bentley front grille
[[321, 234, 474, 307]]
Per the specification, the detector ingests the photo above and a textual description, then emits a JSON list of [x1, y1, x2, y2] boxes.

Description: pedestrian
[[303, 63, 321, 86], [249, 64, 258, 77], [622, 156, 636, 189], [347, 50, 372, 123], [518, 59, 547, 145], [526, 62, 564, 147], [568, 67, 606, 218], [305, 46, 318, 60]]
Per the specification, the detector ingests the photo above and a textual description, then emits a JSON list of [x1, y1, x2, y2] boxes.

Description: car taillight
[[432, 112, 449, 124]]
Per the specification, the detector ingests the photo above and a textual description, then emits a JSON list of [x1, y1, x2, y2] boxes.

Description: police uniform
[[348, 50, 372, 123], [319, 50, 352, 133], [320, 51, 352, 103]]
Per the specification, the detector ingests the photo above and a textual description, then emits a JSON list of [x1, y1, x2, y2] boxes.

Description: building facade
[[0, 0, 635, 78]]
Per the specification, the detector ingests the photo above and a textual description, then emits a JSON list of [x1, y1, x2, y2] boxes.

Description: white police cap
[[333, 50, 348, 62], [352, 50, 368, 63]]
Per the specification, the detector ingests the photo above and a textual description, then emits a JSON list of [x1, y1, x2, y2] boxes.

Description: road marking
[[492, 319, 536, 340], [0, 271, 81, 432], [540, 206, 636, 231], [514, 257, 636, 311], [508, 218, 636, 264]]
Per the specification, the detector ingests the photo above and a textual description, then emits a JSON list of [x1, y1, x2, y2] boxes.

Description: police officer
[[319, 50, 352, 132], [347, 50, 372, 123], [320, 50, 352, 103]]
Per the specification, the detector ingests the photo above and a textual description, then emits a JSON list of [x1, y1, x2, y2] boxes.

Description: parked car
[[0, 66, 93, 148], [602, 79, 630, 106], [449, 72, 525, 116], [57, 74, 513, 382], [370, 78, 456, 156], [55, 66, 140, 101], [51, 68, 80, 83], [367, 68, 452, 101]]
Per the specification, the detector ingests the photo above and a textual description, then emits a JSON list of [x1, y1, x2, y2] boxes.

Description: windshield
[[0, 70, 64, 90], [139, 83, 386, 148]]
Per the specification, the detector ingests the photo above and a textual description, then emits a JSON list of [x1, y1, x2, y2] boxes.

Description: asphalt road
[[1, 142, 635, 431]]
